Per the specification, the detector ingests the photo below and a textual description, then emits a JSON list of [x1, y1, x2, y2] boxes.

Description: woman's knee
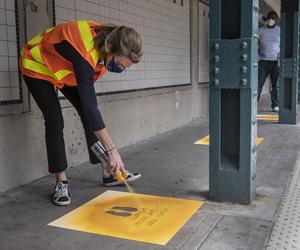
[[44, 113, 64, 132]]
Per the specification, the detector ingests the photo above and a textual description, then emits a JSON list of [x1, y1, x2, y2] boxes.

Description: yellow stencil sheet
[[257, 114, 279, 121], [194, 135, 264, 145], [48, 190, 203, 245]]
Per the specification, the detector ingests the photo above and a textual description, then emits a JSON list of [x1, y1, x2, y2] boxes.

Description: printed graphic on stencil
[[105, 206, 138, 217]]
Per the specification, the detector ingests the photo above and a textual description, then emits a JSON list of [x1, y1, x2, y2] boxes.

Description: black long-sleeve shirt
[[54, 40, 105, 131]]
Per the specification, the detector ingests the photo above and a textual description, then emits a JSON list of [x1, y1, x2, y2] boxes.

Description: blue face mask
[[104, 57, 124, 73]]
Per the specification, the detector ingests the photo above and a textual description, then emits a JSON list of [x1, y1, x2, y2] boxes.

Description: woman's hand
[[107, 149, 126, 175]]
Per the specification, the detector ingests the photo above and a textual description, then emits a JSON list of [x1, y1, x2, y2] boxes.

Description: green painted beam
[[279, 0, 300, 124], [209, 0, 258, 204]]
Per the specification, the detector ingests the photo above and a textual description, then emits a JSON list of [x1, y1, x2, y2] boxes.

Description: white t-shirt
[[259, 26, 280, 61]]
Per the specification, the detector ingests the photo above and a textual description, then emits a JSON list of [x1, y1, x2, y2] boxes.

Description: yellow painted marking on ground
[[48, 190, 203, 245], [194, 135, 210, 145], [194, 135, 264, 145], [255, 137, 264, 145], [257, 114, 279, 121]]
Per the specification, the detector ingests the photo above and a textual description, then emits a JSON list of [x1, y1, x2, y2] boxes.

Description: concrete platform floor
[[0, 94, 299, 250]]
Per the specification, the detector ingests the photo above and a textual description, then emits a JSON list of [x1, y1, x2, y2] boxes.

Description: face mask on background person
[[104, 57, 125, 73], [268, 18, 276, 27]]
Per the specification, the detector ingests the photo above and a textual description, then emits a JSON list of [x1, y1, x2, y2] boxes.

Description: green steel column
[[209, 0, 258, 204], [279, 0, 300, 124]]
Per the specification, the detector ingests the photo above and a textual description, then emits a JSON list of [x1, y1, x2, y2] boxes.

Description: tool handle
[[91, 141, 127, 180], [91, 141, 108, 162]]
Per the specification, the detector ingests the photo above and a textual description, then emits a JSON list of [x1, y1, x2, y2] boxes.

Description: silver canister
[[91, 141, 110, 177]]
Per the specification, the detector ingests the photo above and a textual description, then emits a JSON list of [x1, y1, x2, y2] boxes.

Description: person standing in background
[[257, 11, 280, 112]]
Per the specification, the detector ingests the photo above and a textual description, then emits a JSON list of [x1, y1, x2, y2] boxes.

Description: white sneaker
[[52, 181, 71, 206], [273, 106, 279, 112]]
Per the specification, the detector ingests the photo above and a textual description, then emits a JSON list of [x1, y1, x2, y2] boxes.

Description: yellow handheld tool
[[91, 141, 127, 181], [91, 141, 136, 194], [114, 169, 128, 181]]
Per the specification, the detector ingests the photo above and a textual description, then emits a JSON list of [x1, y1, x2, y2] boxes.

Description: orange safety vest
[[19, 20, 108, 89]]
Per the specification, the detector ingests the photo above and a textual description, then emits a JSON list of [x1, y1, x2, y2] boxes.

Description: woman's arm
[[94, 127, 115, 150], [54, 40, 125, 174]]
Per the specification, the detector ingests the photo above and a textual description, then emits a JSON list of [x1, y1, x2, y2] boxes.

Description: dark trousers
[[23, 75, 100, 174], [257, 60, 279, 108]]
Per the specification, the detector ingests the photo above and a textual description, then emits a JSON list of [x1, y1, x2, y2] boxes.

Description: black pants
[[257, 60, 279, 108], [23, 75, 100, 174]]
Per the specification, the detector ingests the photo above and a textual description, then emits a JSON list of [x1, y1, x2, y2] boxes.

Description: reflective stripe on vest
[[29, 45, 45, 65], [22, 58, 72, 81], [27, 27, 54, 47], [77, 21, 99, 66], [27, 34, 43, 47], [24, 43, 72, 82], [22, 21, 98, 82]]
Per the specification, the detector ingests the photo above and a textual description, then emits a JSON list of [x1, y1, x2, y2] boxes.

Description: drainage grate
[[266, 165, 300, 250]]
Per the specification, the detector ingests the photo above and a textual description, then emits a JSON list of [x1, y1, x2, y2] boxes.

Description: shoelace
[[55, 182, 68, 197]]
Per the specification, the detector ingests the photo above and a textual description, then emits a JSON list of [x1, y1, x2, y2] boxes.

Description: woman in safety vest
[[19, 21, 143, 206]]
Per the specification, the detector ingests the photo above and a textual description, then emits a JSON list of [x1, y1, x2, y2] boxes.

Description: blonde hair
[[94, 25, 143, 63]]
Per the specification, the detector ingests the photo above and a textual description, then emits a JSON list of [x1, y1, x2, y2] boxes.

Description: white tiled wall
[[55, 0, 190, 93], [0, 0, 20, 101], [198, 1, 209, 83]]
